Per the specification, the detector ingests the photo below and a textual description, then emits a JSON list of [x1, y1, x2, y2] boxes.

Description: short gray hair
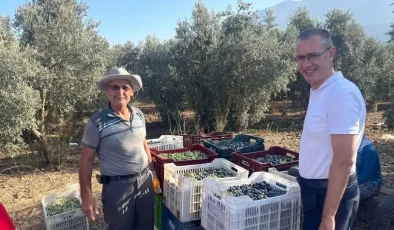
[[296, 28, 333, 48]]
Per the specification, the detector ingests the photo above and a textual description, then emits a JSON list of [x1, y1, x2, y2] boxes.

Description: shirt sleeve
[[81, 119, 100, 149], [327, 89, 362, 135]]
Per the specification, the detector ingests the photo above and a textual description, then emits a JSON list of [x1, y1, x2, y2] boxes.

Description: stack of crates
[[161, 158, 249, 229], [182, 132, 233, 148], [41, 190, 88, 230], [154, 193, 163, 230], [232, 146, 299, 176], [203, 134, 265, 160], [148, 135, 184, 150], [150, 144, 218, 190]]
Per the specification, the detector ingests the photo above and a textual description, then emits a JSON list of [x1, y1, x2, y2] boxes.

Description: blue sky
[[0, 0, 286, 45]]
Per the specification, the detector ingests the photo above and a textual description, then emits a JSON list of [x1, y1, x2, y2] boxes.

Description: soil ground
[[0, 103, 393, 230]]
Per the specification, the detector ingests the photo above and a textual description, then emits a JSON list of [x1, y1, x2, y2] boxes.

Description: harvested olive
[[160, 151, 208, 161], [45, 197, 80, 217], [255, 155, 292, 165], [225, 181, 286, 200]]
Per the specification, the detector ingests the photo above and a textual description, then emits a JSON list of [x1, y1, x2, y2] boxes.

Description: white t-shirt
[[299, 71, 366, 179]]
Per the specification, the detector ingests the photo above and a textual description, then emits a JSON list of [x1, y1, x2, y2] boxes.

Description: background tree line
[[1, 0, 394, 166]]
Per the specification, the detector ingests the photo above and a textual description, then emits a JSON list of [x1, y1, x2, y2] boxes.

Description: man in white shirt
[[295, 28, 366, 230]]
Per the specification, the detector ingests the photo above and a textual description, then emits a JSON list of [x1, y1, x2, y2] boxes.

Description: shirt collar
[[105, 103, 133, 118], [311, 71, 344, 93]]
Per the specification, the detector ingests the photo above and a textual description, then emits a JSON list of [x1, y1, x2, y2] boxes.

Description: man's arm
[[79, 146, 98, 221], [322, 89, 364, 229], [143, 139, 155, 171], [322, 134, 357, 219], [143, 138, 152, 163]]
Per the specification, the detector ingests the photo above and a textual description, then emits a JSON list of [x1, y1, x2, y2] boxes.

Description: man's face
[[295, 35, 336, 89], [105, 79, 134, 107]]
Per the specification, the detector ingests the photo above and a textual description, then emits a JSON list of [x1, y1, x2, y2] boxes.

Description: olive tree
[[0, 22, 42, 157], [172, 1, 296, 131], [12, 0, 109, 164]]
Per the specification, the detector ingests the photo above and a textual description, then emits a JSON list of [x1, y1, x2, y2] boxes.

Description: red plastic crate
[[182, 132, 233, 148], [150, 144, 218, 189], [232, 146, 299, 175]]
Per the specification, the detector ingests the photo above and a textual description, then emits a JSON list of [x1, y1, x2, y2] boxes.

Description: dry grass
[[0, 104, 393, 230]]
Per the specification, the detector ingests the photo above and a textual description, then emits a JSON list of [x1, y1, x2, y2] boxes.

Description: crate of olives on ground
[[182, 131, 234, 148], [42, 190, 88, 230], [202, 134, 265, 160], [151, 144, 218, 190], [201, 171, 301, 230], [232, 146, 299, 175], [147, 135, 184, 151], [163, 158, 249, 222]]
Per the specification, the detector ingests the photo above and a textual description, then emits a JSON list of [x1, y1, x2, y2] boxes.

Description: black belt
[[99, 167, 149, 184], [297, 173, 357, 189]]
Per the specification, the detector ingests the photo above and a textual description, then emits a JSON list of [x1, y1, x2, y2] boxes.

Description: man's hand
[[81, 193, 99, 221], [78, 146, 97, 220], [319, 216, 335, 230]]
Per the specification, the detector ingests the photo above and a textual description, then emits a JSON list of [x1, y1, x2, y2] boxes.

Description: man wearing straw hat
[[78, 67, 155, 230]]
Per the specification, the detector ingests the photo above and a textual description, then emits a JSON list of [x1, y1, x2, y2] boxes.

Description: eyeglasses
[[108, 84, 132, 91], [294, 47, 331, 63]]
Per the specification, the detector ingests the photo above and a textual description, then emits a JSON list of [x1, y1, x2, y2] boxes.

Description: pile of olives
[[255, 154, 292, 165], [181, 168, 234, 180], [46, 197, 80, 217], [225, 181, 286, 200], [160, 151, 208, 161], [215, 141, 256, 150]]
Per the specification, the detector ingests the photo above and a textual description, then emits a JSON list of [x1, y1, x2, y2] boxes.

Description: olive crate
[[155, 193, 164, 230], [163, 158, 249, 222], [203, 134, 265, 160], [148, 135, 184, 150], [201, 171, 301, 230], [163, 204, 201, 230], [151, 144, 218, 190], [42, 190, 89, 230], [232, 146, 299, 176], [182, 132, 234, 148]]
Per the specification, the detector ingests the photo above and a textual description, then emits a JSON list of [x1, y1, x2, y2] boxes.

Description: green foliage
[[0, 34, 41, 156], [2, 0, 394, 161], [387, 1, 394, 42], [173, 1, 296, 131], [0, 0, 110, 163], [14, 0, 109, 124]]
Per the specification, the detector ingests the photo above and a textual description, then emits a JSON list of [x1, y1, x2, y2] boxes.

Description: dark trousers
[[101, 170, 154, 230], [297, 174, 360, 230]]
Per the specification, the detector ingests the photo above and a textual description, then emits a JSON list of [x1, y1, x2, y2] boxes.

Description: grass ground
[[0, 103, 393, 230]]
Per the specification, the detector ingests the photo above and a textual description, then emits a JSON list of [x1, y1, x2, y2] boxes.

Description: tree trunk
[[370, 101, 378, 112], [40, 89, 47, 134], [215, 94, 232, 132], [30, 129, 51, 164]]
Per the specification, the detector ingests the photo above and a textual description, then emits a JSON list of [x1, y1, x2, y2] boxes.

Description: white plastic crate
[[148, 135, 184, 150], [42, 190, 89, 230], [268, 168, 298, 183], [202, 171, 301, 230], [163, 158, 249, 222]]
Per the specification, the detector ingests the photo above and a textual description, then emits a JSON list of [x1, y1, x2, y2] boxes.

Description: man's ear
[[329, 46, 336, 61]]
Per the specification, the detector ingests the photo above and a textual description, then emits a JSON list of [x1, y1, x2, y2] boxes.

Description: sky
[[0, 0, 286, 45]]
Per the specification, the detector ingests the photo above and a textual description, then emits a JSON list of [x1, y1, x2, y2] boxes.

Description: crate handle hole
[[276, 182, 287, 190]]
